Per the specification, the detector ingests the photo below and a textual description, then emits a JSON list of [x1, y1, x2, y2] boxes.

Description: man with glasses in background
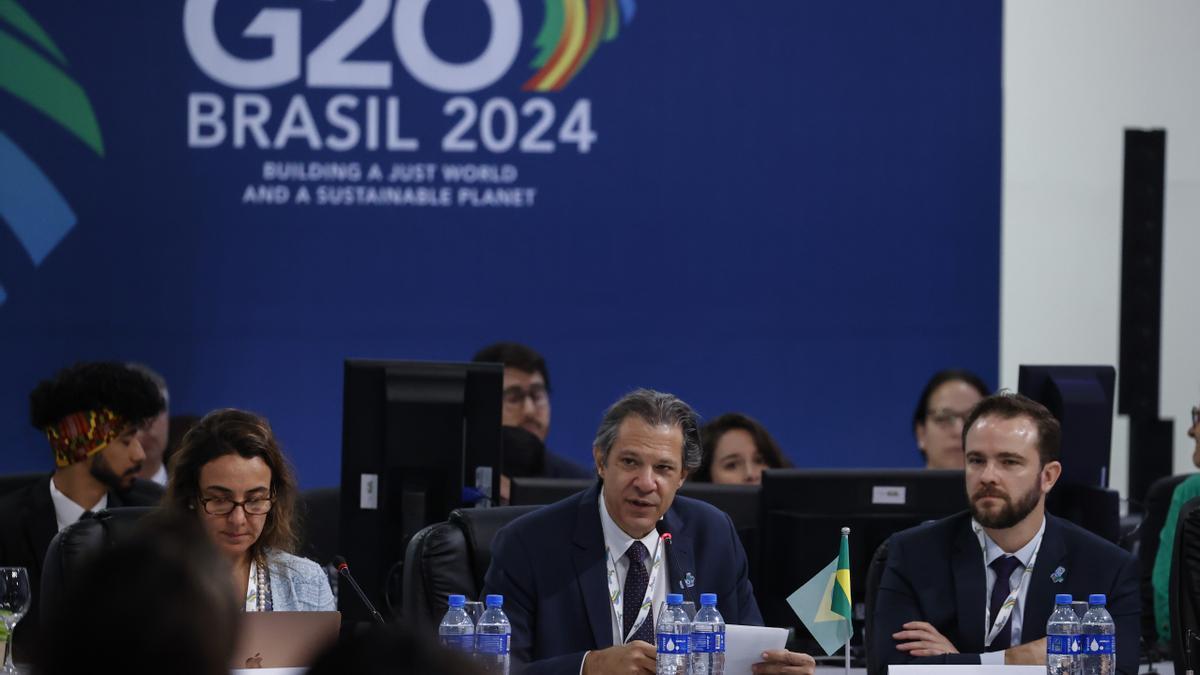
[[473, 343, 590, 500], [1150, 402, 1200, 646]]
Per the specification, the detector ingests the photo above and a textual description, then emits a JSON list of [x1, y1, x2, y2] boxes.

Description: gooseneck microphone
[[334, 555, 386, 625], [655, 521, 675, 588]]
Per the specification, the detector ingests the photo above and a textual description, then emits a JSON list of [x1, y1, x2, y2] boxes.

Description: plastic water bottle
[[691, 593, 725, 675], [657, 593, 691, 675], [1046, 593, 1081, 675], [439, 594, 475, 655], [476, 594, 512, 675], [1081, 594, 1116, 675]]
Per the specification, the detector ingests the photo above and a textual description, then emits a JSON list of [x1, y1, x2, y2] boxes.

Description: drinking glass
[[0, 567, 31, 675]]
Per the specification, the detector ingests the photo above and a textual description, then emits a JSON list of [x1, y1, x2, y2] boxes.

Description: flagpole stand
[[842, 526, 851, 675]]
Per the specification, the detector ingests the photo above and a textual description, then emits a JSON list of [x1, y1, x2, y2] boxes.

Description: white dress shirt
[[598, 495, 669, 646], [49, 476, 107, 532], [976, 515, 1046, 664], [149, 464, 168, 487]]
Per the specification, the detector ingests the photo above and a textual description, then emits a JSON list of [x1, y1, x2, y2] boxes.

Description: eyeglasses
[[199, 495, 274, 516], [927, 409, 970, 428], [503, 385, 548, 409], [1192, 406, 1199, 428]]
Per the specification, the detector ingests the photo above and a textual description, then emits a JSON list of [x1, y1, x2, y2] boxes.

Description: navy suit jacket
[[482, 482, 762, 674], [872, 511, 1139, 674]]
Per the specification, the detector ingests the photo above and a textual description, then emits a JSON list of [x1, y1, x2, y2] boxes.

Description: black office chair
[[863, 539, 890, 675], [40, 506, 156, 629], [1169, 495, 1200, 674], [1141, 474, 1191, 647], [0, 472, 44, 499], [401, 505, 540, 627]]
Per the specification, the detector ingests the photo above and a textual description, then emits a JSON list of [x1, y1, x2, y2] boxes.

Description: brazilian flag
[[786, 530, 854, 656], [831, 532, 852, 621]]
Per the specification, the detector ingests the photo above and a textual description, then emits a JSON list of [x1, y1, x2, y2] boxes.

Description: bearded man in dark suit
[[0, 362, 166, 662], [872, 392, 1139, 674]]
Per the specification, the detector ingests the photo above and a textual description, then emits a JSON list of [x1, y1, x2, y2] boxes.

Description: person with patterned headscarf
[[0, 361, 165, 663]]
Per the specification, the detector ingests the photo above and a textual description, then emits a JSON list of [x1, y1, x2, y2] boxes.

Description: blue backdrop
[[0, 0, 1001, 486]]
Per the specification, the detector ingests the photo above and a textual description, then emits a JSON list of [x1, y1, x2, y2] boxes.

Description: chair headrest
[[450, 506, 541, 585]]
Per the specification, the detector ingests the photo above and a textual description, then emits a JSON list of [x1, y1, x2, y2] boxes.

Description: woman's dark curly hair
[[164, 409, 299, 556], [693, 412, 792, 482]]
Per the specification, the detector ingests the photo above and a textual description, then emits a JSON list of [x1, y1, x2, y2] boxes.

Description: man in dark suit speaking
[[483, 389, 815, 674], [872, 392, 1138, 673]]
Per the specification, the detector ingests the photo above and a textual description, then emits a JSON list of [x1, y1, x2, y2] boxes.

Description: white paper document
[[888, 666, 1045, 674], [723, 624, 789, 674]]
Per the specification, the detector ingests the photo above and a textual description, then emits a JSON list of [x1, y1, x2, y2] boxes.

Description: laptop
[[230, 611, 341, 669]]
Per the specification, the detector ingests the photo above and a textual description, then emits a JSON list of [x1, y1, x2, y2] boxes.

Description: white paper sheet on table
[[724, 624, 789, 674]]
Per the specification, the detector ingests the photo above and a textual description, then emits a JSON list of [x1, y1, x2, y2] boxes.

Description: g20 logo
[[184, 0, 521, 93], [183, 0, 640, 154]]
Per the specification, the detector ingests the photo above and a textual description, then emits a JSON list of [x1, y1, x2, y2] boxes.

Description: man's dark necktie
[[623, 541, 655, 643], [988, 555, 1024, 649]]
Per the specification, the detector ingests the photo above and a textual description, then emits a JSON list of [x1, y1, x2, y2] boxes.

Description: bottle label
[[1084, 635, 1115, 655], [656, 634, 690, 655], [476, 634, 510, 655], [1046, 634, 1081, 656], [439, 634, 474, 651], [691, 630, 726, 653]]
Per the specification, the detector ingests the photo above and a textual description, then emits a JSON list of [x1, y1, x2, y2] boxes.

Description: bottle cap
[[448, 594, 466, 607], [1054, 593, 1073, 605], [486, 594, 504, 608], [667, 593, 684, 605], [1088, 593, 1106, 605], [700, 593, 717, 606]]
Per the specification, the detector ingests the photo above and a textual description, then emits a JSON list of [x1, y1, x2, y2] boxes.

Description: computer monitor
[[507, 477, 591, 506], [1017, 365, 1116, 487], [338, 359, 502, 623], [758, 469, 967, 661]]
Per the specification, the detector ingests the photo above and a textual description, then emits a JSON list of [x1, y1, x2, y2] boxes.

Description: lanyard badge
[[605, 534, 667, 644], [972, 522, 1041, 648]]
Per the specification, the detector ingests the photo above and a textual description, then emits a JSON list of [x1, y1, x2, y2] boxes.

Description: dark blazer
[[482, 482, 762, 674], [0, 474, 163, 662], [872, 511, 1139, 674]]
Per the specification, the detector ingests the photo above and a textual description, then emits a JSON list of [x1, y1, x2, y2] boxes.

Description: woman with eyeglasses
[[164, 408, 335, 612], [912, 369, 990, 470]]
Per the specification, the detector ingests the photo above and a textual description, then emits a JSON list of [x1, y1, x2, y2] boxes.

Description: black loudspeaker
[[1118, 128, 1172, 506]]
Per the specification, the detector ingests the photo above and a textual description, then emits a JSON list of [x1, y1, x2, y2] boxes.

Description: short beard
[[970, 482, 1041, 530], [90, 454, 140, 492]]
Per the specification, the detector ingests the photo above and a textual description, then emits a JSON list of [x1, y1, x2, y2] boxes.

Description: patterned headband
[[45, 408, 128, 468]]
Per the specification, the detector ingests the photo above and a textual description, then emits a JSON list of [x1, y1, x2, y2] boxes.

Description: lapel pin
[[1051, 566, 1066, 583], [683, 572, 696, 589]]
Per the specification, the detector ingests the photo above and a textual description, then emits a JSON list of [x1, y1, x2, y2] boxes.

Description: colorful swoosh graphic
[[0, 0, 104, 306], [523, 0, 637, 92]]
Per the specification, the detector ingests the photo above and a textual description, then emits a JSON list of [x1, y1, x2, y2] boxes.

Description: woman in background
[[165, 408, 335, 612], [912, 369, 989, 470], [695, 412, 792, 484]]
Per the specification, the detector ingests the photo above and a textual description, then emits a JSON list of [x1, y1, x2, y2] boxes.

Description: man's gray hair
[[593, 389, 702, 472]]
